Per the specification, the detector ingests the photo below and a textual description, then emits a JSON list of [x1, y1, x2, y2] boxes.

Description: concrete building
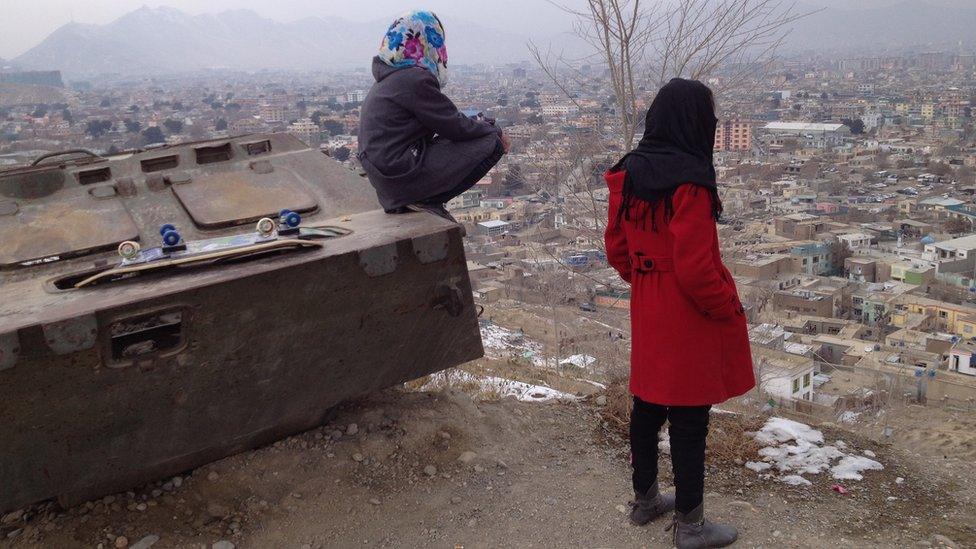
[[259, 103, 285, 123], [948, 341, 976, 376], [772, 288, 834, 318], [761, 122, 851, 149], [714, 119, 753, 151], [477, 219, 511, 237], [753, 347, 817, 402], [287, 118, 319, 146]]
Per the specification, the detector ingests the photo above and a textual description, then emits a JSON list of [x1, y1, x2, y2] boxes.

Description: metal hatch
[[171, 169, 318, 229], [0, 185, 139, 268]]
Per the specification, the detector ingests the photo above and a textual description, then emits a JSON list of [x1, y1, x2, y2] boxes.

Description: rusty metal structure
[[0, 134, 483, 513]]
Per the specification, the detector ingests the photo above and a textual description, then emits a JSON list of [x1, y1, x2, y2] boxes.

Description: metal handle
[[30, 149, 103, 167]]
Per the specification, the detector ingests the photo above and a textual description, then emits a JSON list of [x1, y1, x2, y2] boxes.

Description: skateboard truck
[[277, 209, 302, 236], [159, 223, 187, 253]]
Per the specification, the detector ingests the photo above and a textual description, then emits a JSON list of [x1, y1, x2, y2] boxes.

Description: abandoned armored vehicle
[[0, 133, 483, 513]]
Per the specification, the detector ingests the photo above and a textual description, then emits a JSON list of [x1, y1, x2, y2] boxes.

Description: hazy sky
[[3, 0, 974, 60]]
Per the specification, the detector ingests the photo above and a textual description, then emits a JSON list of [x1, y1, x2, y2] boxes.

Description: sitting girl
[[357, 11, 509, 221]]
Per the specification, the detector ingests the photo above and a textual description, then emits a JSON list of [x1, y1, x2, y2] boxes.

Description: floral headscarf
[[378, 11, 448, 85]]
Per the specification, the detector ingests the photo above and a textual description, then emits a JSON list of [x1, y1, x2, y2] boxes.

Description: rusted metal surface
[[0, 133, 484, 513], [172, 170, 318, 229], [0, 188, 139, 267]]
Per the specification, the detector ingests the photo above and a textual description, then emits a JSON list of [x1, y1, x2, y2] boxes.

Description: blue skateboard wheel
[[162, 230, 181, 246], [279, 209, 294, 218], [159, 223, 176, 236], [283, 211, 301, 228]]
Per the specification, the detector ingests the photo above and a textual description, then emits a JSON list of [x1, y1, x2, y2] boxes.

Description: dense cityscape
[[2, 3, 976, 547]]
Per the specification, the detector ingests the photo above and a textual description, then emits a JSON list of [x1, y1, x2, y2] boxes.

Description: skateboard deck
[[75, 227, 339, 289]]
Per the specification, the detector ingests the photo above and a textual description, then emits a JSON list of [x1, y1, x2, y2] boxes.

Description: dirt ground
[[2, 386, 973, 549]]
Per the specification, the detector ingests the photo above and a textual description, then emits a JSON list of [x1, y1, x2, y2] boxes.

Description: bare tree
[[531, 0, 811, 150]]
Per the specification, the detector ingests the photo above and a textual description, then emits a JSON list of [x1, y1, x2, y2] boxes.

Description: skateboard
[[75, 210, 338, 288]]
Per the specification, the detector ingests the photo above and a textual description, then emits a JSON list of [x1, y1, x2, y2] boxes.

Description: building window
[[940, 311, 948, 318], [792, 378, 800, 394], [803, 373, 811, 387]]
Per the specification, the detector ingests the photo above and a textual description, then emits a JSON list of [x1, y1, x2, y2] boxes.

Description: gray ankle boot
[[629, 482, 676, 526], [671, 503, 738, 549]]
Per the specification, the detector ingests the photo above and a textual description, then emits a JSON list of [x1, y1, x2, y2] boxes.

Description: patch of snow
[[838, 411, 860, 424], [421, 370, 576, 402], [480, 324, 546, 367], [746, 417, 884, 484], [831, 455, 883, 481], [658, 429, 670, 455], [559, 354, 596, 368], [780, 475, 812, 486], [745, 461, 772, 473]]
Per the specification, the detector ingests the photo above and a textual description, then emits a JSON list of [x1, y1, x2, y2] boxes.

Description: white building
[[838, 233, 873, 250], [542, 104, 579, 118], [761, 122, 851, 149], [477, 219, 510, 238], [949, 342, 976, 376], [754, 347, 817, 402], [924, 234, 976, 261]]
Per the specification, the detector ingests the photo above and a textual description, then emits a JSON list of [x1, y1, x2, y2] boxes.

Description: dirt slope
[[1, 388, 973, 549]]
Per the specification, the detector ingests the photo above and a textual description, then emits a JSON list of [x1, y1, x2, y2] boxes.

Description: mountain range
[[789, 0, 976, 53], [13, 7, 541, 77], [12, 2, 976, 78]]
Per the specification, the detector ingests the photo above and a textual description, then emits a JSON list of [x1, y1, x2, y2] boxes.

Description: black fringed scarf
[[611, 78, 723, 231]]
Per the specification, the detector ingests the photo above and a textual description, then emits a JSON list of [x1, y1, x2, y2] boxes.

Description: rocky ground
[[1, 386, 973, 549]]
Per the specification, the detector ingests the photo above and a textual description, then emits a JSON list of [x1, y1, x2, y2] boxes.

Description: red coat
[[604, 170, 755, 406]]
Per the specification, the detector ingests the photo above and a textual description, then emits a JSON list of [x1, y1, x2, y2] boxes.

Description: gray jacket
[[357, 57, 501, 210]]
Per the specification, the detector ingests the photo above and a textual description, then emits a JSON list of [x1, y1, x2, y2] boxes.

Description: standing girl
[[604, 78, 755, 549]]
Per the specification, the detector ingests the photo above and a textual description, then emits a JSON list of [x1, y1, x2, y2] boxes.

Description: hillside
[[13, 7, 534, 77], [1, 386, 972, 548]]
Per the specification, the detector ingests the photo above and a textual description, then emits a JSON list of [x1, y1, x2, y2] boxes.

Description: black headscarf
[[611, 78, 722, 230]]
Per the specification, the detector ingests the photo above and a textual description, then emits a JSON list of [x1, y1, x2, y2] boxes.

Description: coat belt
[[631, 255, 674, 273]]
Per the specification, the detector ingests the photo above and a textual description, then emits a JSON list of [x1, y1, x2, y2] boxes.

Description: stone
[[135, 503, 148, 511], [424, 465, 438, 477], [206, 502, 230, 518], [172, 476, 183, 488], [932, 534, 957, 548], [212, 542, 235, 549], [353, 453, 365, 463], [595, 395, 608, 406], [115, 536, 129, 548], [151, 489, 163, 498], [457, 451, 477, 464], [7, 529, 22, 539], [615, 504, 627, 514], [729, 500, 756, 512], [207, 471, 219, 482], [346, 423, 359, 436], [2, 510, 23, 524], [369, 498, 381, 506], [130, 535, 160, 549]]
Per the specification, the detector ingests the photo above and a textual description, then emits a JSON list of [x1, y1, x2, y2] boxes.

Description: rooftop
[[764, 122, 847, 132]]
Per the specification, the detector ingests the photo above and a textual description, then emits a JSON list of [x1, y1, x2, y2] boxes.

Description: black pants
[[421, 138, 505, 205], [630, 396, 711, 514]]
